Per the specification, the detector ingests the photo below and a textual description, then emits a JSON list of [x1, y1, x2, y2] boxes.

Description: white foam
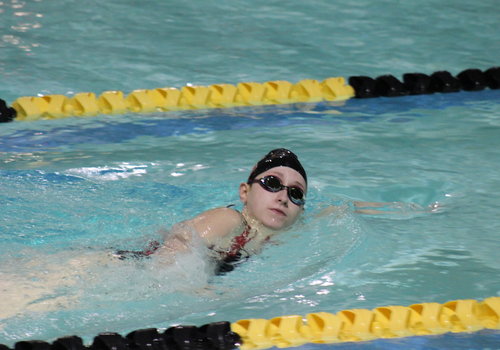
[[66, 163, 148, 181], [0, 228, 216, 321]]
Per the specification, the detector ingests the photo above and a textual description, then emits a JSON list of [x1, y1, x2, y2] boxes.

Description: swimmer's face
[[240, 167, 307, 230]]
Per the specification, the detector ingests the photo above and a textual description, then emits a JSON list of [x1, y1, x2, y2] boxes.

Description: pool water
[[1, 91, 500, 346], [1, 0, 500, 348], [1, 0, 499, 102]]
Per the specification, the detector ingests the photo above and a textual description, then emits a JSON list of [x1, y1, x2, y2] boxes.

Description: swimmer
[[116, 148, 435, 273], [115, 148, 309, 273]]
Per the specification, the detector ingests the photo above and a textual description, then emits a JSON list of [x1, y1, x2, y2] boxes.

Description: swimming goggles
[[251, 175, 306, 206]]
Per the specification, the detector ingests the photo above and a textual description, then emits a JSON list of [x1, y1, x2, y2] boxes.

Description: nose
[[275, 188, 289, 206]]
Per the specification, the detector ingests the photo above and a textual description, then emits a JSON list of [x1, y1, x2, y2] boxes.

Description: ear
[[239, 182, 250, 204]]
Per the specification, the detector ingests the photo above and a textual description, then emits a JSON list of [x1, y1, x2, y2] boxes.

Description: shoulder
[[188, 207, 245, 242], [192, 207, 243, 226], [205, 207, 243, 219]]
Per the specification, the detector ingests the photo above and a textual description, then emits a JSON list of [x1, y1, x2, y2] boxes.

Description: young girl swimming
[[115, 148, 309, 273], [114, 147, 436, 273]]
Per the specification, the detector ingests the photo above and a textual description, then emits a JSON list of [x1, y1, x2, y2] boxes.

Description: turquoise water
[[1, 92, 499, 347], [1, 0, 500, 348], [1, 0, 499, 102]]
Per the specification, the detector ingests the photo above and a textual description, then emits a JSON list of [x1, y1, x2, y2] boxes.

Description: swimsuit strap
[[214, 215, 258, 275], [225, 217, 253, 258]]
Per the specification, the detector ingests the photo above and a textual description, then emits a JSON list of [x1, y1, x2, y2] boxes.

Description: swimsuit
[[213, 221, 253, 274]]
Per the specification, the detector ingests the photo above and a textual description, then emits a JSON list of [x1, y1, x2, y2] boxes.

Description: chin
[[263, 219, 289, 231]]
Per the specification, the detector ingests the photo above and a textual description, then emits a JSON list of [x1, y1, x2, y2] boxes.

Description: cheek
[[246, 190, 268, 215], [249, 187, 271, 204], [286, 207, 303, 224]]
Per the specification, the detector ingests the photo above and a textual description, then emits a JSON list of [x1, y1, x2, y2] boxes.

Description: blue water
[[1, 0, 499, 102], [1, 0, 500, 349], [1, 91, 499, 348]]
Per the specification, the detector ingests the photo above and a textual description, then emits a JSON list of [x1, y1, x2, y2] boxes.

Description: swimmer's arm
[[352, 201, 441, 214], [189, 207, 244, 245], [353, 201, 401, 215], [316, 201, 439, 216], [162, 207, 243, 251], [315, 202, 382, 217]]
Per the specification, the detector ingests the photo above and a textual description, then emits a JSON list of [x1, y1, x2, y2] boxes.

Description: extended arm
[[316, 200, 438, 217]]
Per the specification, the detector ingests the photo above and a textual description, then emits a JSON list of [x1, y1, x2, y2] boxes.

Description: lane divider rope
[[1, 66, 498, 123], [2, 297, 499, 350]]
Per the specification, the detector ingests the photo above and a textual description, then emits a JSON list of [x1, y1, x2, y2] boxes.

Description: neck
[[241, 207, 279, 238]]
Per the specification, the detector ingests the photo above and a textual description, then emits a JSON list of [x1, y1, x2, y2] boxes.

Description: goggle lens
[[257, 175, 305, 206]]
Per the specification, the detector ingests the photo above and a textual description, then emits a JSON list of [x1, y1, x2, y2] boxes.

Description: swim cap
[[247, 148, 307, 184]]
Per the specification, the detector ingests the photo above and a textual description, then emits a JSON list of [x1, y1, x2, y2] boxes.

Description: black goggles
[[250, 175, 306, 206]]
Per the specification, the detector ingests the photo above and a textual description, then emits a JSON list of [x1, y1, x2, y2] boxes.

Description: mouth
[[270, 208, 286, 216]]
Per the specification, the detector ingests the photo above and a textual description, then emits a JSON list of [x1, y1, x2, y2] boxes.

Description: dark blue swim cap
[[247, 148, 307, 184]]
